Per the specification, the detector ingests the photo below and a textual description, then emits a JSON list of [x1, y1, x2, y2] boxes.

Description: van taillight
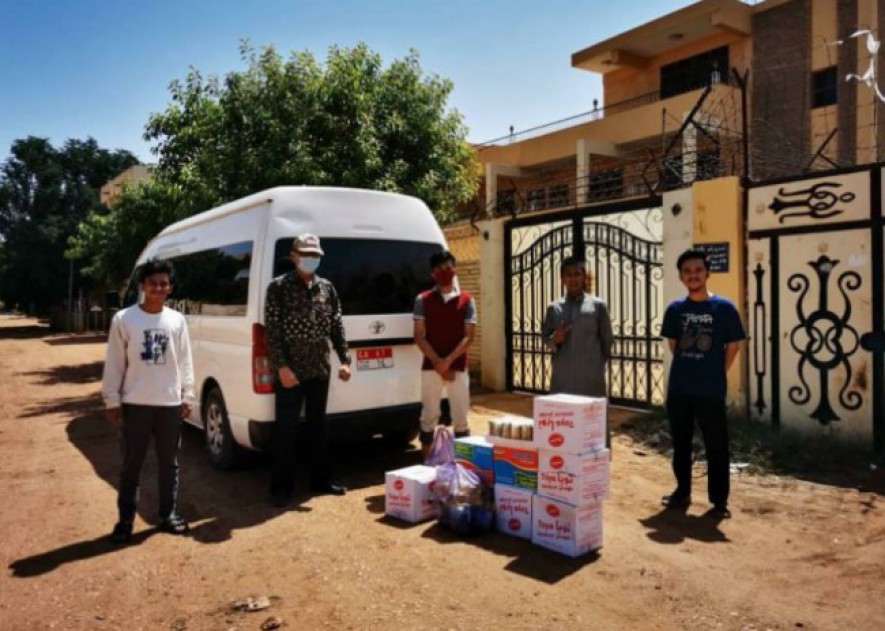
[[252, 323, 275, 394]]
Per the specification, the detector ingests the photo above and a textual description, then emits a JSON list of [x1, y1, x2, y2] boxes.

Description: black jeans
[[666, 395, 730, 506], [118, 404, 182, 523], [271, 378, 332, 494]]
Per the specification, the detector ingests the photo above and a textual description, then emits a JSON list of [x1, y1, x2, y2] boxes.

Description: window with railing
[[527, 188, 546, 211], [589, 169, 624, 201], [496, 190, 516, 215], [660, 46, 729, 99], [548, 183, 570, 207], [661, 155, 684, 191]]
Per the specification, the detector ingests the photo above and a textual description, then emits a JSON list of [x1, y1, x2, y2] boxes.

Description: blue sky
[[0, 1, 694, 163]]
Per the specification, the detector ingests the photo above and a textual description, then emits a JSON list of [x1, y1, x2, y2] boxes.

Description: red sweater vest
[[421, 289, 472, 371]]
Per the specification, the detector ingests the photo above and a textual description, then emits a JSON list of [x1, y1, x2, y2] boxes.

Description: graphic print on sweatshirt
[[140, 328, 170, 365], [678, 312, 714, 360]]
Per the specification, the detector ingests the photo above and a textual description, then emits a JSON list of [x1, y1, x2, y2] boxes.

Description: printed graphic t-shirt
[[661, 295, 746, 399]]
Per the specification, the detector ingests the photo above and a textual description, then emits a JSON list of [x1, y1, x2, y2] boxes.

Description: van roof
[[156, 186, 425, 237]]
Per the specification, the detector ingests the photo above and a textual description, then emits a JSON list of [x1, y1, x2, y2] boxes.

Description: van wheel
[[203, 387, 241, 470]]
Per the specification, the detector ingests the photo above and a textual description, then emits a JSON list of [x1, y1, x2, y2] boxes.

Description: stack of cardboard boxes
[[384, 394, 609, 557], [531, 393, 609, 557]]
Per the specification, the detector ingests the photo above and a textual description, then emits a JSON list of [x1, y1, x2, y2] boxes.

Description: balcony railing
[[476, 78, 731, 148], [483, 148, 730, 219]]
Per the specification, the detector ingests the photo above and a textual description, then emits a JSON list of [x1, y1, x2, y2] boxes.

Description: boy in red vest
[[413, 251, 477, 459]]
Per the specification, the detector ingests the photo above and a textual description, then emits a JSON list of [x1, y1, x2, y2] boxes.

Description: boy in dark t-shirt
[[661, 249, 746, 519]]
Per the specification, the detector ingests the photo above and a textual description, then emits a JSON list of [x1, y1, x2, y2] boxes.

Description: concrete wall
[[661, 177, 747, 414], [477, 219, 508, 391], [692, 176, 747, 412]]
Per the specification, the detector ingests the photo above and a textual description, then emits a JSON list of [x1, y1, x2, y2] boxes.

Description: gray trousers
[[118, 404, 182, 523]]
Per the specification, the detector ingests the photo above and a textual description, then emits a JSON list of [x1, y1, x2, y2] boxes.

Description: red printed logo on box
[[394, 480, 404, 491], [509, 518, 521, 531], [546, 503, 561, 518], [549, 433, 565, 448], [550, 455, 564, 470]]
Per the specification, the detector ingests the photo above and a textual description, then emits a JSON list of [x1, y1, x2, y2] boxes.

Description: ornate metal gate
[[505, 199, 665, 408], [747, 165, 885, 450]]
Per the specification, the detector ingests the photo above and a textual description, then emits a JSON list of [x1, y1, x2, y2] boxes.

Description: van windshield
[[273, 238, 442, 315]]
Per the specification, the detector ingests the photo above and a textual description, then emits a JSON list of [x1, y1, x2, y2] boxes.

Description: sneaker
[[310, 482, 347, 496], [661, 493, 691, 509], [110, 521, 133, 544], [707, 504, 732, 520], [157, 513, 190, 535]]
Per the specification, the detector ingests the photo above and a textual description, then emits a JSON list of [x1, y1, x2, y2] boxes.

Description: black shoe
[[110, 521, 133, 544], [271, 489, 292, 508], [707, 504, 732, 520], [311, 482, 347, 496], [158, 513, 189, 535], [661, 493, 691, 509]]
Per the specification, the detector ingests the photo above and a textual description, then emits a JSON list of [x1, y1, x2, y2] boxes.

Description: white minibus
[[123, 187, 447, 468]]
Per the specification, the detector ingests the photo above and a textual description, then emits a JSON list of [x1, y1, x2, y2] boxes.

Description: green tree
[[72, 42, 478, 288], [0, 137, 138, 312], [67, 180, 181, 288], [146, 43, 477, 220]]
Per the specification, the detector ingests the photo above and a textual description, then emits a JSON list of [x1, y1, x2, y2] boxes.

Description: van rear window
[[273, 238, 442, 315]]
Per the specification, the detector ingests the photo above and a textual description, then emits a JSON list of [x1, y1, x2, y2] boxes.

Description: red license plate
[[356, 347, 393, 370]]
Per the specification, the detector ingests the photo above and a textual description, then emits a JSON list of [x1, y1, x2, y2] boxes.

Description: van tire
[[203, 387, 241, 470]]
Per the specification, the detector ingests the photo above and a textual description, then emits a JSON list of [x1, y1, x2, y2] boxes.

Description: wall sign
[[694, 242, 730, 273]]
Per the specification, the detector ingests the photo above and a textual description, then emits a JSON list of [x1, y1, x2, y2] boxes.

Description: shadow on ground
[[0, 321, 50, 340], [43, 333, 107, 346], [638, 507, 730, 545], [21, 360, 104, 386], [418, 522, 600, 583]]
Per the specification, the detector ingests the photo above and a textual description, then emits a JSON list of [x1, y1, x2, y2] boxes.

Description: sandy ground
[[0, 314, 883, 631]]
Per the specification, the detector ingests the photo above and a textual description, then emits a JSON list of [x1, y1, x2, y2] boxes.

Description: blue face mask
[[297, 257, 321, 274]]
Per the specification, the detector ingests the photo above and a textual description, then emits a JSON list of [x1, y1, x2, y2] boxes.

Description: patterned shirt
[[265, 272, 350, 381]]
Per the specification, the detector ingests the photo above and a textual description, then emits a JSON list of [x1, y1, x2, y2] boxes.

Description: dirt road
[[0, 314, 882, 630]]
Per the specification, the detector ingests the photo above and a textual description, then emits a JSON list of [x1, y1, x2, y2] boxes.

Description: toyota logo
[[369, 320, 386, 334]]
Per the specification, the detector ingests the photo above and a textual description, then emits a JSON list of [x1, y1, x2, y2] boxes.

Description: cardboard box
[[454, 436, 495, 486], [494, 484, 533, 539], [538, 447, 610, 505], [493, 445, 538, 492], [533, 394, 607, 455], [531, 495, 603, 557], [385, 465, 439, 523]]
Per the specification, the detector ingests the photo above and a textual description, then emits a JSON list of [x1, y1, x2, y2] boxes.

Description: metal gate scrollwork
[[506, 202, 664, 408], [787, 255, 862, 424]]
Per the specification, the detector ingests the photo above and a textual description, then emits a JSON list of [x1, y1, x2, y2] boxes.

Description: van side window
[[171, 241, 253, 316], [122, 267, 142, 307], [273, 238, 440, 315]]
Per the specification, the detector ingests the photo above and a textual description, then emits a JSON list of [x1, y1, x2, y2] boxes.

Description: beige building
[[468, 0, 884, 449], [100, 164, 154, 208]]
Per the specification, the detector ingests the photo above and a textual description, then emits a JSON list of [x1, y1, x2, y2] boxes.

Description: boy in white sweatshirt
[[101, 258, 195, 543]]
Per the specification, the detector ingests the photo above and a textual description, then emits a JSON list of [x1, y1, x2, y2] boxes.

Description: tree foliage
[[67, 181, 182, 287], [70, 42, 478, 288], [145, 43, 478, 219], [0, 137, 137, 312]]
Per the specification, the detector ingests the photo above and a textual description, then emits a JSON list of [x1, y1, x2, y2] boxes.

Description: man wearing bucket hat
[[265, 233, 352, 506]]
